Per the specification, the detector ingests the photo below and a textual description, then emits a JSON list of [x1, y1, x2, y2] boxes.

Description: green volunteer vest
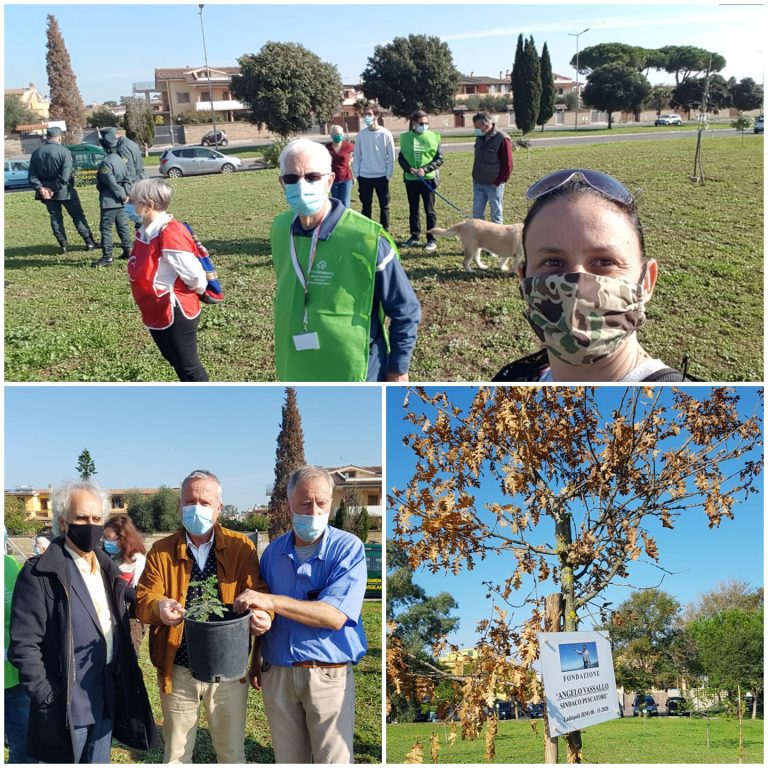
[[271, 208, 390, 382], [4, 555, 20, 688], [400, 130, 440, 181]]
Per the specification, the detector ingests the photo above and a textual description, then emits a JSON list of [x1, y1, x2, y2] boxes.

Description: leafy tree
[[244, 513, 269, 531], [460, 94, 510, 114], [673, 74, 731, 115], [268, 387, 306, 539], [126, 490, 154, 533], [124, 97, 155, 152], [76, 449, 97, 480], [87, 107, 119, 129], [151, 486, 180, 532], [4, 95, 39, 133], [511, 35, 541, 134], [582, 63, 651, 127], [558, 91, 579, 111], [356, 506, 370, 543], [333, 496, 348, 530], [684, 579, 763, 623], [732, 114, 754, 145], [658, 45, 726, 85], [537, 42, 555, 131], [360, 34, 461, 118], [729, 77, 764, 113], [391, 387, 762, 760], [4, 495, 38, 535], [231, 42, 342, 139], [571, 42, 652, 75], [646, 85, 673, 115], [45, 14, 85, 142]]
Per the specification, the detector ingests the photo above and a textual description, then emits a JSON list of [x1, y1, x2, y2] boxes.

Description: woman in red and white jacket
[[127, 178, 209, 381]]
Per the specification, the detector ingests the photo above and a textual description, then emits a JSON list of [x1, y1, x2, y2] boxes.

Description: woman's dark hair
[[522, 180, 646, 274], [104, 514, 145, 560], [410, 110, 428, 130]]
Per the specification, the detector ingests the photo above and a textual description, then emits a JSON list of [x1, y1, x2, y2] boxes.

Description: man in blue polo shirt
[[234, 465, 367, 764]]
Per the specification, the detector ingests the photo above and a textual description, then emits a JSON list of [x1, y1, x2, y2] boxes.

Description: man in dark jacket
[[100, 128, 147, 184], [471, 112, 513, 224], [92, 131, 133, 267], [8, 481, 158, 764], [27, 126, 98, 254]]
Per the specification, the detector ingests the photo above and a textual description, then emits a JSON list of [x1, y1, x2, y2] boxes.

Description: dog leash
[[417, 176, 472, 219]]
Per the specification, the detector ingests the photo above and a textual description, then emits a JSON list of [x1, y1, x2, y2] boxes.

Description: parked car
[[495, 700, 513, 720], [754, 115, 764, 134], [633, 694, 659, 716], [527, 702, 546, 719], [427, 711, 439, 723], [200, 129, 229, 147], [655, 114, 683, 126], [666, 696, 690, 716], [4, 158, 31, 189], [159, 146, 242, 178]]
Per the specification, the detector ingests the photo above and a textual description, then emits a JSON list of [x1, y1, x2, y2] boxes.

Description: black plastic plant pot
[[183, 609, 250, 683]]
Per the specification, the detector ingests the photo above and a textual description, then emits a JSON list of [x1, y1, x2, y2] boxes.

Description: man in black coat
[[8, 481, 158, 764]]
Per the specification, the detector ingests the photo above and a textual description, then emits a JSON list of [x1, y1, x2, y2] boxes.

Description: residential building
[[328, 465, 383, 528], [440, 648, 480, 675], [5, 83, 50, 120], [154, 66, 245, 124], [456, 72, 512, 100]]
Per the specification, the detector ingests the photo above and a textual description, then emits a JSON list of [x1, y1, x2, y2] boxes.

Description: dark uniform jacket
[[117, 136, 146, 183], [96, 153, 131, 209], [8, 538, 159, 763], [28, 140, 75, 201]]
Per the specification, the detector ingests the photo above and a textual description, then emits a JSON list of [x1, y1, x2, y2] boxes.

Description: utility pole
[[198, 4, 218, 148], [569, 28, 589, 130]]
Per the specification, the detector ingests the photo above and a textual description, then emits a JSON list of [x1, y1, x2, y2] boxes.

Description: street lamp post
[[568, 28, 589, 130], [198, 4, 218, 148]]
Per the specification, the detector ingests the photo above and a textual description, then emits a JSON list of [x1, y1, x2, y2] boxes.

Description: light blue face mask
[[292, 513, 329, 543], [103, 539, 120, 556], [474, 127, 485, 137], [415, 124, 428, 134], [182, 504, 215, 536], [364, 115, 375, 126], [284, 180, 326, 217]]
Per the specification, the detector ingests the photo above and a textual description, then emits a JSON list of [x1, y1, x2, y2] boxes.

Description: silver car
[[159, 146, 242, 178]]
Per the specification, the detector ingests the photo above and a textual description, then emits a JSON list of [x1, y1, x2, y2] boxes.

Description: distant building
[[154, 66, 245, 124], [5, 83, 51, 121], [440, 648, 480, 675]]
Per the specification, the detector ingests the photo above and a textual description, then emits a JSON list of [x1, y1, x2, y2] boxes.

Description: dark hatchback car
[[666, 696, 690, 716], [633, 694, 659, 716]]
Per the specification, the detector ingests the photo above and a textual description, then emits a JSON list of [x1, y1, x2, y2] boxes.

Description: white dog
[[428, 220, 525, 273]]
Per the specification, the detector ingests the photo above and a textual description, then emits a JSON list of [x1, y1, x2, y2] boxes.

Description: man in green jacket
[[91, 131, 133, 267], [27, 126, 98, 254]]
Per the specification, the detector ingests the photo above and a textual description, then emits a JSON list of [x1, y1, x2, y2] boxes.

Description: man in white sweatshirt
[[352, 105, 395, 230]]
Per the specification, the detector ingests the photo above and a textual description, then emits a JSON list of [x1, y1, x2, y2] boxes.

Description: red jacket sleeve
[[494, 137, 513, 185]]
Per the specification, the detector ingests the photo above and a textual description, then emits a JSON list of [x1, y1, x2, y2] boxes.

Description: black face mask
[[65, 523, 104, 553]]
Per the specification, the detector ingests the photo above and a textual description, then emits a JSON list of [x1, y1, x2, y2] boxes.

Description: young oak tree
[[45, 14, 85, 142], [390, 386, 763, 762]]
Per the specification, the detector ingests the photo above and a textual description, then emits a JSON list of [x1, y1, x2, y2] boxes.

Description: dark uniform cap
[[46, 126, 63, 137], [99, 131, 119, 149]]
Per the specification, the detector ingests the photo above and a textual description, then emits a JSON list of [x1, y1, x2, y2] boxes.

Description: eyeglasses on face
[[525, 169, 634, 205], [281, 172, 330, 185]]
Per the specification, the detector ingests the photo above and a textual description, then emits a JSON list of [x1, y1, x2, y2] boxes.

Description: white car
[[159, 146, 242, 178], [655, 114, 683, 126]]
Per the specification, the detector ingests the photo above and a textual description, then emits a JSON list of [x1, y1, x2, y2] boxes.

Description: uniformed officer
[[27, 126, 98, 254], [100, 128, 147, 184], [91, 132, 133, 268]]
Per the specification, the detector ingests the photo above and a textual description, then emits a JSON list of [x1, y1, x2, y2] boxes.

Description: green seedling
[[184, 575, 226, 622]]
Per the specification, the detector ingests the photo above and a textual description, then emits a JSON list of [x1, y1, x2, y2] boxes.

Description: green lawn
[[386, 716, 764, 763], [4, 133, 763, 381]]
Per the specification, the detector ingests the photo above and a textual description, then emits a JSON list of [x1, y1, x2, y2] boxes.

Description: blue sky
[[386, 386, 764, 649], [4, 385, 382, 509], [4, 3, 764, 105]]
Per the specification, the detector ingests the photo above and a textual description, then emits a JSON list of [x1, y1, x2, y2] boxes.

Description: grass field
[[4, 133, 763, 381], [82, 601, 379, 763], [385, 716, 764, 763]]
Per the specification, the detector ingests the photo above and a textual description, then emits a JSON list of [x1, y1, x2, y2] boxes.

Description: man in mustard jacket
[[136, 469, 272, 763]]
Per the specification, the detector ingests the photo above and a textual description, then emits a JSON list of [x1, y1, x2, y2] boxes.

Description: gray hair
[[129, 178, 174, 211], [286, 465, 335, 499], [473, 112, 492, 126], [180, 469, 223, 504], [329, 124, 344, 136], [51, 481, 109, 536], [278, 139, 332, 175]]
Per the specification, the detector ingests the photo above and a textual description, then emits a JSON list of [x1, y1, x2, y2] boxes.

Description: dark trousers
[[405, 179, 437, 241], [357, 176, 390, 230], [72, 714, 113, 764], [99, 207, 132, 258], [4, 685, 36, 763], [43, 190, 92, 245], [149, 311, 209, 382]]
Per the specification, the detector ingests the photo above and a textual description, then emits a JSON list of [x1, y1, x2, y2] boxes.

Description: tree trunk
[[543, 594, 563, 765]]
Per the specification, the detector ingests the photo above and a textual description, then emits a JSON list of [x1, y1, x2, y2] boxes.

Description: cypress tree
[[45, 15, 85, 143], [514, 36, 542, 134], [511, 34, 525, 127], [333, 497, 348, 530], [268, 387, 306, 540], [538, 42, 556, 131]]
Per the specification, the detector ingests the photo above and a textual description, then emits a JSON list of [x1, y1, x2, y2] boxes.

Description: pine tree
[[76, 449, 97, 480], [333, 497, 348, 530], [268, 388, 306, 540], [538, 42, 556, 131], [45, 15, 85, 143]]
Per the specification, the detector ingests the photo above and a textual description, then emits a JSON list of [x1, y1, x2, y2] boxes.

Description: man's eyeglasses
[[281, 172, 330, 185], [525, 169, 634, 205]]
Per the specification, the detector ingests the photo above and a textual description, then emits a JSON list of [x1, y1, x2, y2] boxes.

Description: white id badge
[[293, 332, 320, 351]]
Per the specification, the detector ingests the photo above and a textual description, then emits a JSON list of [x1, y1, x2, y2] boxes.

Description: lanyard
[[289, 215, 323, 331]]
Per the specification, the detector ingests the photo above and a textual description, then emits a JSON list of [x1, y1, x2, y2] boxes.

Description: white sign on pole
[[538, 630, 621, 737]]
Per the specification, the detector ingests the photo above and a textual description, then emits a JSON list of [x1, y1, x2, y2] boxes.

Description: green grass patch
[[386, 716, 764, 763], [5, 134, 762, 381]]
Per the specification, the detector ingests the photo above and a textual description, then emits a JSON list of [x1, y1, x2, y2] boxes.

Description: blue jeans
[[331, 180, 353, 208], [72, 714, 113, 764], [472, 182, 505, 224], [4, 685, 36, 763]]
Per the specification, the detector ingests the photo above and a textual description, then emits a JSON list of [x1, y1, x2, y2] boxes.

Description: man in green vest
[[398, 110, 444, 251], [27, 126, 98, 254], [270, 138, 421, 382]]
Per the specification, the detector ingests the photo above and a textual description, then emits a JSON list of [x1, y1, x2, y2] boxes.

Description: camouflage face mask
[[520, 272, 647, 365]]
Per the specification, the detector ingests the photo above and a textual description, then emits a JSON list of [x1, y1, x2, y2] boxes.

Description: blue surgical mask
[[284, 180, 326, 217], [364, 115, 375, 126], [32, 546, 40, 556], [415, 124, 428, 134], [103, 539, 120, 556], [292, 513, 329, 543], [182, 504, 215, 536], [474, 128, 485, 137]]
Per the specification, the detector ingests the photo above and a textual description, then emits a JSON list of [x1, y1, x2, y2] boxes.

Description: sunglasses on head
[[525, 169, 634, 205], [281, 172, 329, 185]]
